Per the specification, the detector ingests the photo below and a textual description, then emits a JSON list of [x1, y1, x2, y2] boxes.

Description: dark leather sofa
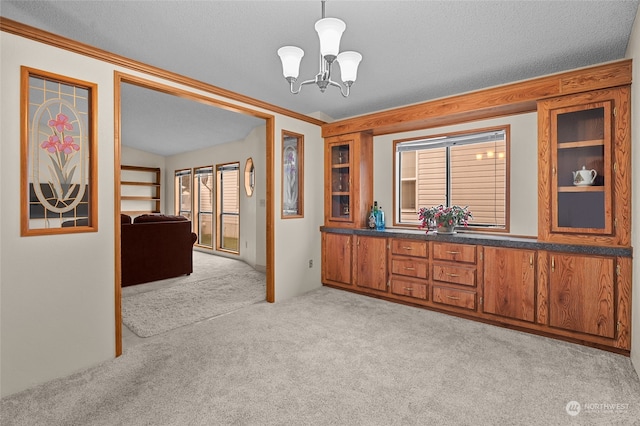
[[121, 214, 197, 287]]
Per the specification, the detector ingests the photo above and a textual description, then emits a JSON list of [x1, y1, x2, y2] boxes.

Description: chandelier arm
[[326, 79, 351, 98], [287, 77, 318, 95]]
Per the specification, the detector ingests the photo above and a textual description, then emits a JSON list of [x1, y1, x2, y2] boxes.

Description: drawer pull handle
[[404, 267, 415, 271], [404, 287, 413, 291], [446, 273, 459, 277], [446, 251, 460, 254], [446, 296, 460, 300], [403, 247, 413, 250]]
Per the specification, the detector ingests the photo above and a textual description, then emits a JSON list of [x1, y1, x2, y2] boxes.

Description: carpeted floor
[[2, 287, 639, 425], [122, 272, 265, 337]]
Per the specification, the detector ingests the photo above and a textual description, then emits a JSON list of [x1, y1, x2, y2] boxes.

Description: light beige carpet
[[122, 252, 265, 337], [3, 287, 639, 425]]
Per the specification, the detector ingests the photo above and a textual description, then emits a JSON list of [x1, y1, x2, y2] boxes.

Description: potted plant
[[418, 205, 473, 234]]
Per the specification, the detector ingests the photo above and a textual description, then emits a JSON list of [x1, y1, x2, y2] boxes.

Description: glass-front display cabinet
[[538, 87, 631, 246], [324, 132, 373, 228], [552, 102, 611, 234]]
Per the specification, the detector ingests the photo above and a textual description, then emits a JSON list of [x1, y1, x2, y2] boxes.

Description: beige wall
[[0, 31, 324, 397], [374, 113, 538, 236], [164, 126, 266, 269], [625, 4, 640, 378]]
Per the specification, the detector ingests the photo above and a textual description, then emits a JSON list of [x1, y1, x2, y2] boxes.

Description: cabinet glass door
[[329, 143, 351, 221], [551, 101, 612, 234]]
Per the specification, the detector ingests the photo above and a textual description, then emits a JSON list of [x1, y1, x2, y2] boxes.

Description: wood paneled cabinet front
[[547, 253, 615, 339], [482, 246, 536, 323], [354, 235, 388, 292], [321, 232, 352, 286], [324, 132, 373, 228]]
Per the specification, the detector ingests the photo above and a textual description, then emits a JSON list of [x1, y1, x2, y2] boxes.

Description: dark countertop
[[320, 226, 633, 257]]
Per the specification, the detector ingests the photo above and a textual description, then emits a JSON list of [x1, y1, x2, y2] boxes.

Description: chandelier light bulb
[[336, 51, 362, 83], [277, 46, 304, 79], [315, 17, 346, 61]]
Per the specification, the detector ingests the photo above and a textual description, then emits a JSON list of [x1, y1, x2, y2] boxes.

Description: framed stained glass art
[[21, 67, 98, 236], [281, 130, 304, 218]]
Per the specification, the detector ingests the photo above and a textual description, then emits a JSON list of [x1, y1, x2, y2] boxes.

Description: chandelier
[[277, 1, 362, 97]]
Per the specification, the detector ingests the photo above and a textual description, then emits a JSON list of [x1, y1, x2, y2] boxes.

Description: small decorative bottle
[[376, 206, 385, 231], [368, 206, 376, 229]]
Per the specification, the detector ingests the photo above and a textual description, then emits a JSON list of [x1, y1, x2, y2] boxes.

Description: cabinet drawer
[[391, 258, 428, 279], [432, 286, 476, 311], [390, 279, 428, 300], [432, 242, 476, 264], [391, 239, 428, 258], [432, 264, 476, 287]]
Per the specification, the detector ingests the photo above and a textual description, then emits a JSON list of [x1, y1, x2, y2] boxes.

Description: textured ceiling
[[2, 0, 638, 155]]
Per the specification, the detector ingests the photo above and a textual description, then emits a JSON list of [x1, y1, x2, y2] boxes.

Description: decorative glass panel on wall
[[282, 131, 304, 218]]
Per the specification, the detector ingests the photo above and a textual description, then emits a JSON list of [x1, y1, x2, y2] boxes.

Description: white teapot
[[572, 166, 597, 185]]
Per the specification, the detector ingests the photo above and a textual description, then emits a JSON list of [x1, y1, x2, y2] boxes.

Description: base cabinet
[[354, 235, 388, 292], [321, 230, 631, 354], [546, 253, 615, 339], [482, 247, 536, 323], [321, 232, 352, 286]]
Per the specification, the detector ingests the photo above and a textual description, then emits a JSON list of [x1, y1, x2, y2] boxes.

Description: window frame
[[216, 162, 240, 254], [193, 165, 214, 248], [174, 168, 193, 222], [392, 125, 510, 233]]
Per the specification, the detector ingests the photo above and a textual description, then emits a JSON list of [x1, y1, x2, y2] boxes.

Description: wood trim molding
[[1, 17, 325, 128], [322, 60, 632, 138]]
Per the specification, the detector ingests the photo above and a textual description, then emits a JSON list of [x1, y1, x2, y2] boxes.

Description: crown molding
[[0, 17, 325, 127]]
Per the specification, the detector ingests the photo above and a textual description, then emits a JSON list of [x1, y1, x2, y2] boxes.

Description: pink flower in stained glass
[[41, 135, 60, 153], [48, 113, 73, 132], [58, 135, 79, 154]]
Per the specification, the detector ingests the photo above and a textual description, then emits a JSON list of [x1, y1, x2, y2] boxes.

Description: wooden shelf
[[558, 185, 605, 193], [557, 139, 604, 149], [121, 181, 160, 187], [332, 164, 350, 169]]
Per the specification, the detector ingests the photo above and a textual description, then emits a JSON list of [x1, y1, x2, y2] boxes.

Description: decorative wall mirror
[[282, 130, 304, 218], [244, 157, 255, 197]]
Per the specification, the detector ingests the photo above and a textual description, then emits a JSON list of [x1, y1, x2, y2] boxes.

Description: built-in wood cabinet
[[431, 242, 479, 312], [546, 253, 615, 339], [321, 232, 352, 286], [538, 86, 631, 246], [324, 132, 373, 228], [389, 239, 429, 302], [354, 235, 387, 292], [482, 246, 536, 323], [320, 229, 632, 354]]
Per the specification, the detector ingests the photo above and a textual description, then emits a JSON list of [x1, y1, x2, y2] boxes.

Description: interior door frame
[[114, 72, 275, 356]]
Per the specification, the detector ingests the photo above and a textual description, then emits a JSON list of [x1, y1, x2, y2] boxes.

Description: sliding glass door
[[194, 166, 213, 248]]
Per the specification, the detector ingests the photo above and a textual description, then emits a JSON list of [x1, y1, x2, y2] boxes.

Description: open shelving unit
[[120, 165, 161, 216]]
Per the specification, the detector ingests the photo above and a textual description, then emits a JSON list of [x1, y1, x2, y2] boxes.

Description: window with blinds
[[395, 128, 509, 229]]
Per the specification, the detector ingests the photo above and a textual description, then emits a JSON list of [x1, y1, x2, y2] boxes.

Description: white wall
[[1, 32, 117, 397], [0, 31, 324, 396], [164, 126, 266, 269], [273, 117, 324, 301], [625, 4, 640, 378], [373, 113, 538, 236]]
